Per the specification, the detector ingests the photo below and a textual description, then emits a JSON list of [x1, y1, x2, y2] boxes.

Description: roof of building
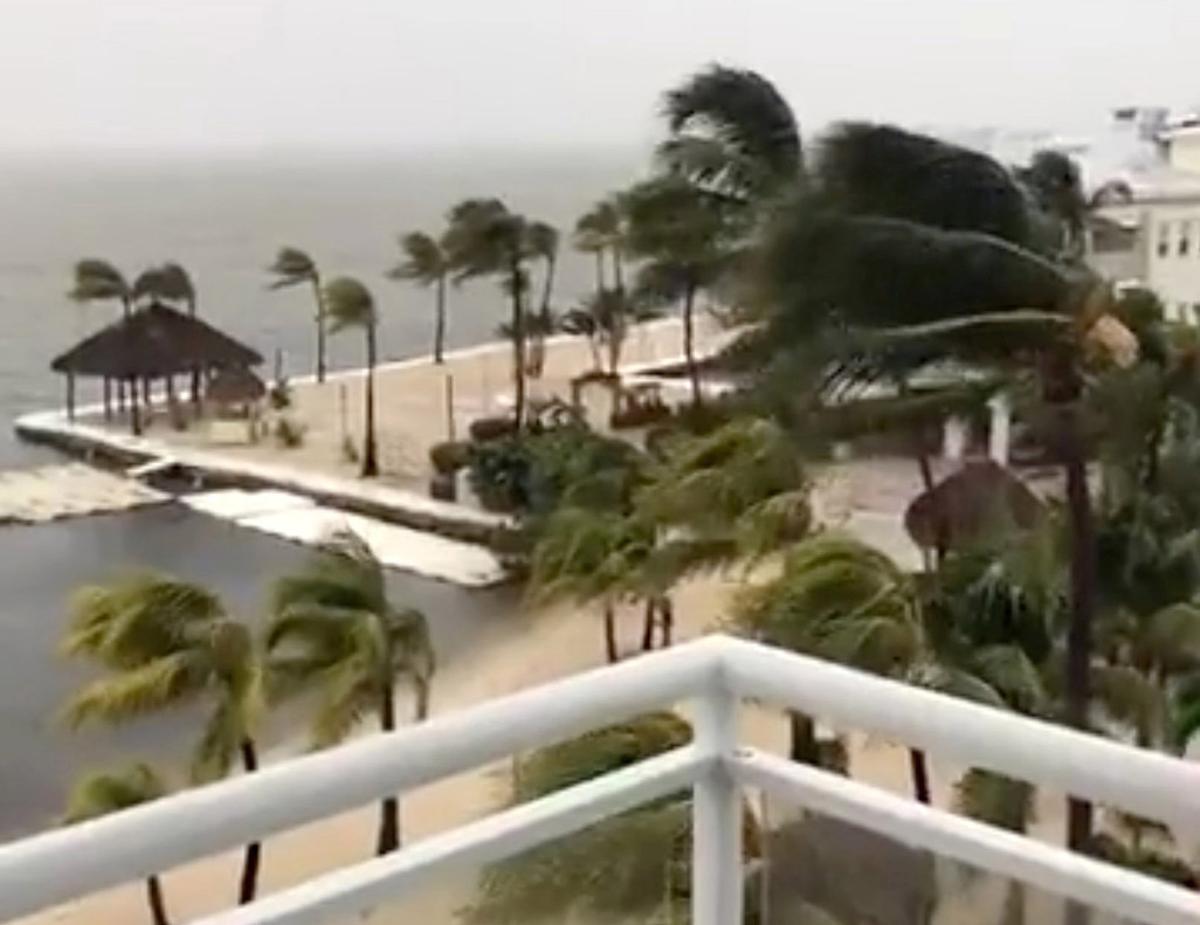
[[52, 302, 262, 378], [206, 365, 267, 404]]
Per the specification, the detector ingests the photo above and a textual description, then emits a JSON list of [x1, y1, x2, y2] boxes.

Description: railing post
[[692, 686, 742, 925]]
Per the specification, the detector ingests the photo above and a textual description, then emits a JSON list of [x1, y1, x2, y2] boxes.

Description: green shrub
[[268, 377, 293, 411], [274, 416, 306, 448], [429, 440, 471, 475]]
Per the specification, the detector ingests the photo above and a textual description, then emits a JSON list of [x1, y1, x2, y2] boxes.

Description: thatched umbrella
[[51, 303, 262, 434], [904, 460, 1045, 553]]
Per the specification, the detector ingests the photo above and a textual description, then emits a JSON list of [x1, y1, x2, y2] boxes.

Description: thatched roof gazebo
[[904, 460, 1046, 553], [52, 302, 262, 433]]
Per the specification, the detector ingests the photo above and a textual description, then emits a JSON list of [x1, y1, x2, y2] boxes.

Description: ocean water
[[0, 150, 636, 837]]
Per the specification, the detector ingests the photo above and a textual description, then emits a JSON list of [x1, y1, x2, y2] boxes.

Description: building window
[[1159, 222, 1172, 257], [1181, 222, 1193, 256]]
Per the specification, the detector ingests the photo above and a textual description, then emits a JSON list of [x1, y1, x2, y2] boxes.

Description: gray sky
[[1, 0, 1197, 154]]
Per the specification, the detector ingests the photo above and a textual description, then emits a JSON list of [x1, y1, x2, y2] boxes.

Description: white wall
[[1143, 200, 1200, 322], [1168, 131, 1200, 175]]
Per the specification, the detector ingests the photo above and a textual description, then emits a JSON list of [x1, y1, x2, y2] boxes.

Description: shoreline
[[12, 318, 716, 588]]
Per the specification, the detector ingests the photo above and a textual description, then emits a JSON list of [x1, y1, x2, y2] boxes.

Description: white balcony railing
[[1, 635, 1198, 924]]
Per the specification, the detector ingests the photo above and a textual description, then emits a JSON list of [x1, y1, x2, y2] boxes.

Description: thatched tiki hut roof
[[904, 460, 1045, 552], [52, 302, 262, 433]]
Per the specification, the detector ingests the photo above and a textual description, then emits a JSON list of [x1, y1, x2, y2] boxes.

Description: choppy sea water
[[0, 150, 632, 836]]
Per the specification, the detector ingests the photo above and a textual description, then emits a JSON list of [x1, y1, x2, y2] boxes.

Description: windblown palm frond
[[813, 123, 1033, 245], [63, 763, 167, 824], [69, 259, 130, 305], [387, 232, 448, 285], [266, 247, 318, 289], [322, 276, 376, 334], [466, 713, 693, 925], [60, 649, 211, 728], [660, 64, 802, 200], [954, 768, 1035, 833]]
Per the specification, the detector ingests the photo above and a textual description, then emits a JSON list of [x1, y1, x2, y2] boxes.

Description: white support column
[[942, 415, 967, 462], [988, 393, 1012, 466], [692, 688, 742, 925]]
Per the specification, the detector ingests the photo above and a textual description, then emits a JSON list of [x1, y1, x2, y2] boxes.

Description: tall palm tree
[[659, 64, 804, 207], [525, 221, 560, 377], [747, 118, 1138, 848], [268, 247, 327, 383], [323, 276, 380, 477], [573, 199, 626, 291], [62, 764, 172, 925], [444, 199, 538, 428], [388, 231, 451, 364], [69, 259, 139, 430], [133, 263, 201, 403], [528, 507, 655, 663], [266, 530, 434, 855], [60, 575, 266, 904], [624, 175, 732, 407]]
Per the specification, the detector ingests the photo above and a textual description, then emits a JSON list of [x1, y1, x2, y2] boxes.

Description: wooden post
[[102, 377, 112, 421], [66, 374, 75, 423], [445, 372, 456, 442]]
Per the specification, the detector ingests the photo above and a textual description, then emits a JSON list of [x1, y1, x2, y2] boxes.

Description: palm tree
[[323, 276, 380, 477], [464, 712, 695, 925], [624, 175, 732, 407], [1018, 149, 1088, 261], [746, 117, 1139, 848], [266, 529, 434, 855], [62, 764, 172, 925], [527, 507, 655, 663], [525, 221, 560, 377], [573, 199, 625, 291], [444, 199, 538, 428], [735, 534, 1042, 803], [388, 231, 451, 364], [268, 247, 326, 383], [69, 259, 139, 430], [659, 64, 804, 207], [60, 574, 266, 904], [133, 263, 201, 404]]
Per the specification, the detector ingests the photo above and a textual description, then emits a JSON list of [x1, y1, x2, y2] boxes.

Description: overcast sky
[[1, 0, 1197, 154]]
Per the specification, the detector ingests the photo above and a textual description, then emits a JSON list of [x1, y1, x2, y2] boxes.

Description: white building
[[1082, 108, 1200, 323]]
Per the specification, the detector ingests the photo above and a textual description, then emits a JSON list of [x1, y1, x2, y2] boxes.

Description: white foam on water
[[181, 488, 506, 588]]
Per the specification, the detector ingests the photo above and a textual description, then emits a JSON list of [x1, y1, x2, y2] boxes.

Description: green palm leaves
[[267, 246, 326, 382], [267, 529, 433, 853], [388, 231, 451, 363], [60, 573, 266, 903]]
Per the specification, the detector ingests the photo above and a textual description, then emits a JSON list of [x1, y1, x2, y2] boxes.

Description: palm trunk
[[603, 601, 619, 664], [509, 257, 527, 430], [377, 678, 401, 855], [593, 252, 605, 291], [612, 248, 624, 292], [237, 741, 262, 905], [189, 295, 202, 407], [641, 598, 657, 652], [789, 712, 820, 764], [1063, 413, 1095, 851], [146, 874, 170, 925], [530, 254, 556, 378], [434, 274, 447, 364], [682, 280, 701, 408], [361, 323, 379, 477], [659, 596, 673, 647], [908, 748, 932, 805], [311, 276, 326, 384]]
